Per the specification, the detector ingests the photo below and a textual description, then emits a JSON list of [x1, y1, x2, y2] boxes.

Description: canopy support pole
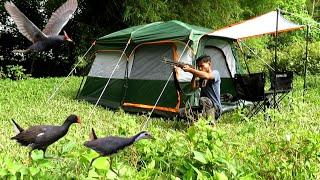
[[273, 9, 280, 110], [303, 25, 310, 102]]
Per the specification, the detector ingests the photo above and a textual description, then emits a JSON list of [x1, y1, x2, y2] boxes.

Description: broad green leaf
[[19, 167, 28, 177], [29, 167, 40, 176], [9, 176, 17, 180], [193, 151, 208, 164], [170, 174, 181, 180], [205, 148, 213, 161], [0, 169, 8, 176], [31, 150, 44, 161], [147, 160, 155, 169], [6, 160, 22, 175], [187, 126, 196, 139], [88, 169, 100, 178], [82, 151, 99, 162], [214, 172, 228, 180], [93, 157, 108, 170], [189, 163, 203, 178]]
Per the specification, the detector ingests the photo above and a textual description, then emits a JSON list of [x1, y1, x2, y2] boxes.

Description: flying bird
[[84, 129, 154, 175], [11, 114, 81, 158], [4, 0, 78, 53]]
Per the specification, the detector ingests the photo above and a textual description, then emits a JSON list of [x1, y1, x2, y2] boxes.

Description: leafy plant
[[0, 76, 319, 179], [3, 65, 30, 80]]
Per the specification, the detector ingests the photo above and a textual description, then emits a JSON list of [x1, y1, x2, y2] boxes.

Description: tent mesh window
[[204, 46, 231, 78], [176, 44, 193, 82], [129, 44, 173, 80], [88, 51, 127, 79]]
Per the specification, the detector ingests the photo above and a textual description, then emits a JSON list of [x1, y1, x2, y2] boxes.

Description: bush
[[278, 41, 320, 75], [237, 37, 320, 75], [1, 65, 30, 80], [0, 67, 6, 79]]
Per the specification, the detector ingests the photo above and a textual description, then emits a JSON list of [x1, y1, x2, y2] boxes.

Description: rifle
[[162, 57, 194, 69], [162, 57, 207, 88]]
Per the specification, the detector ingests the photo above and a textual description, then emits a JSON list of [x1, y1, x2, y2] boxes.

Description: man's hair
[[196, 55, 211, 65]]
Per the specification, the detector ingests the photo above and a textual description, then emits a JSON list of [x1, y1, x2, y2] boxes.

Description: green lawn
[[0, 76, 319, 179]]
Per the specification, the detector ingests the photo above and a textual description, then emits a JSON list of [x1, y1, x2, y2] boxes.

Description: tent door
[[204, 46, 236, 98], [123, 43, 180, 113]]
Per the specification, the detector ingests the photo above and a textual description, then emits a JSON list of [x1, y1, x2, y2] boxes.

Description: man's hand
[[174, 64, 198, 75], [173, 65, 179, 71], [182, 64, 192, 72]]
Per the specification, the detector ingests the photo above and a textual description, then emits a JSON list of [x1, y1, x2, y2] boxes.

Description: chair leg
[[247, 101, 264, 118]]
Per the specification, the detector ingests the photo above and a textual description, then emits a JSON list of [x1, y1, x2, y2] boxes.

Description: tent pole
[[87, 38, 131, 121], [140, 40, 191, 130], [303, 25, 310, 102], [121, 60, 129, 105], [75, 76, 86, 99], [47, 41, 96, 102]]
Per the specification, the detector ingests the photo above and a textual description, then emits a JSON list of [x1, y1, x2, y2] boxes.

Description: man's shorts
[[199, 97, 221, 120]]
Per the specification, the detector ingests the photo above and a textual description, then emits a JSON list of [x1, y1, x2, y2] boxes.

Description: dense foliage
[[0, 0, 319, 77], [0, 1, 319, 179], [0, 0, 126, 77], [0, 75, 319, 179]]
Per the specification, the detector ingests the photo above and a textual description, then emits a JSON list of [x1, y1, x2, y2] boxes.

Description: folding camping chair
[[265, 71, 293, 109], [234, 73, 268, 118]]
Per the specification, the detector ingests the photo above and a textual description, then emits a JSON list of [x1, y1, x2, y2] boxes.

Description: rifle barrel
[[162, 58, 193, 68], [162, 60, 178, 65]]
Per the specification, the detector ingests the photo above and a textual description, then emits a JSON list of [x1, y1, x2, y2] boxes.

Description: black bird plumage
[[11, 114, 81, 158], [4, 0, 78, 53], [84, 129, 153, 175]]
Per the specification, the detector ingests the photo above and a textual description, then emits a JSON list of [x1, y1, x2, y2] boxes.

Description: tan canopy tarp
[[208, 11, 304, 40]]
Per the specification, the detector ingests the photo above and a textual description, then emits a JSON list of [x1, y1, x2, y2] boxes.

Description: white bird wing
[[42, 0, 78, 36], [4, 1, 46, 43]]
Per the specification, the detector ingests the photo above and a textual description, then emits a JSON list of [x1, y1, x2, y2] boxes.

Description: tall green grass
[[0, 76, 319, 179]]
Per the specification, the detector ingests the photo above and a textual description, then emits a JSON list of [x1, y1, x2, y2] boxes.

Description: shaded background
[[0, 0, 319, 78]]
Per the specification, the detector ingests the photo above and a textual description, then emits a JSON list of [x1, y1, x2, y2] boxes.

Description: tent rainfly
[[77, 20, 241, 117]]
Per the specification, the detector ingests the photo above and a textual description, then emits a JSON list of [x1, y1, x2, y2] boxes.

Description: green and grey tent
[[77, 20, 241, 117]]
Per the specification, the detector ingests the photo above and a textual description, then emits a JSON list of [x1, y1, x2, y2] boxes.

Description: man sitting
[[179, 55, 222, 123]]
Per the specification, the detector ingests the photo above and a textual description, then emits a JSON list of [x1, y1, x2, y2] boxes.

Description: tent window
[[176, 44, 194, 82], [130, 44, 173, 80], [88, 51, 127, 79], [204, 46, 231, 78]]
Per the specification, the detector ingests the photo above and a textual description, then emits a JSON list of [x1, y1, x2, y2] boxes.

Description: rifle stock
[[162, 57, 207, 87]]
